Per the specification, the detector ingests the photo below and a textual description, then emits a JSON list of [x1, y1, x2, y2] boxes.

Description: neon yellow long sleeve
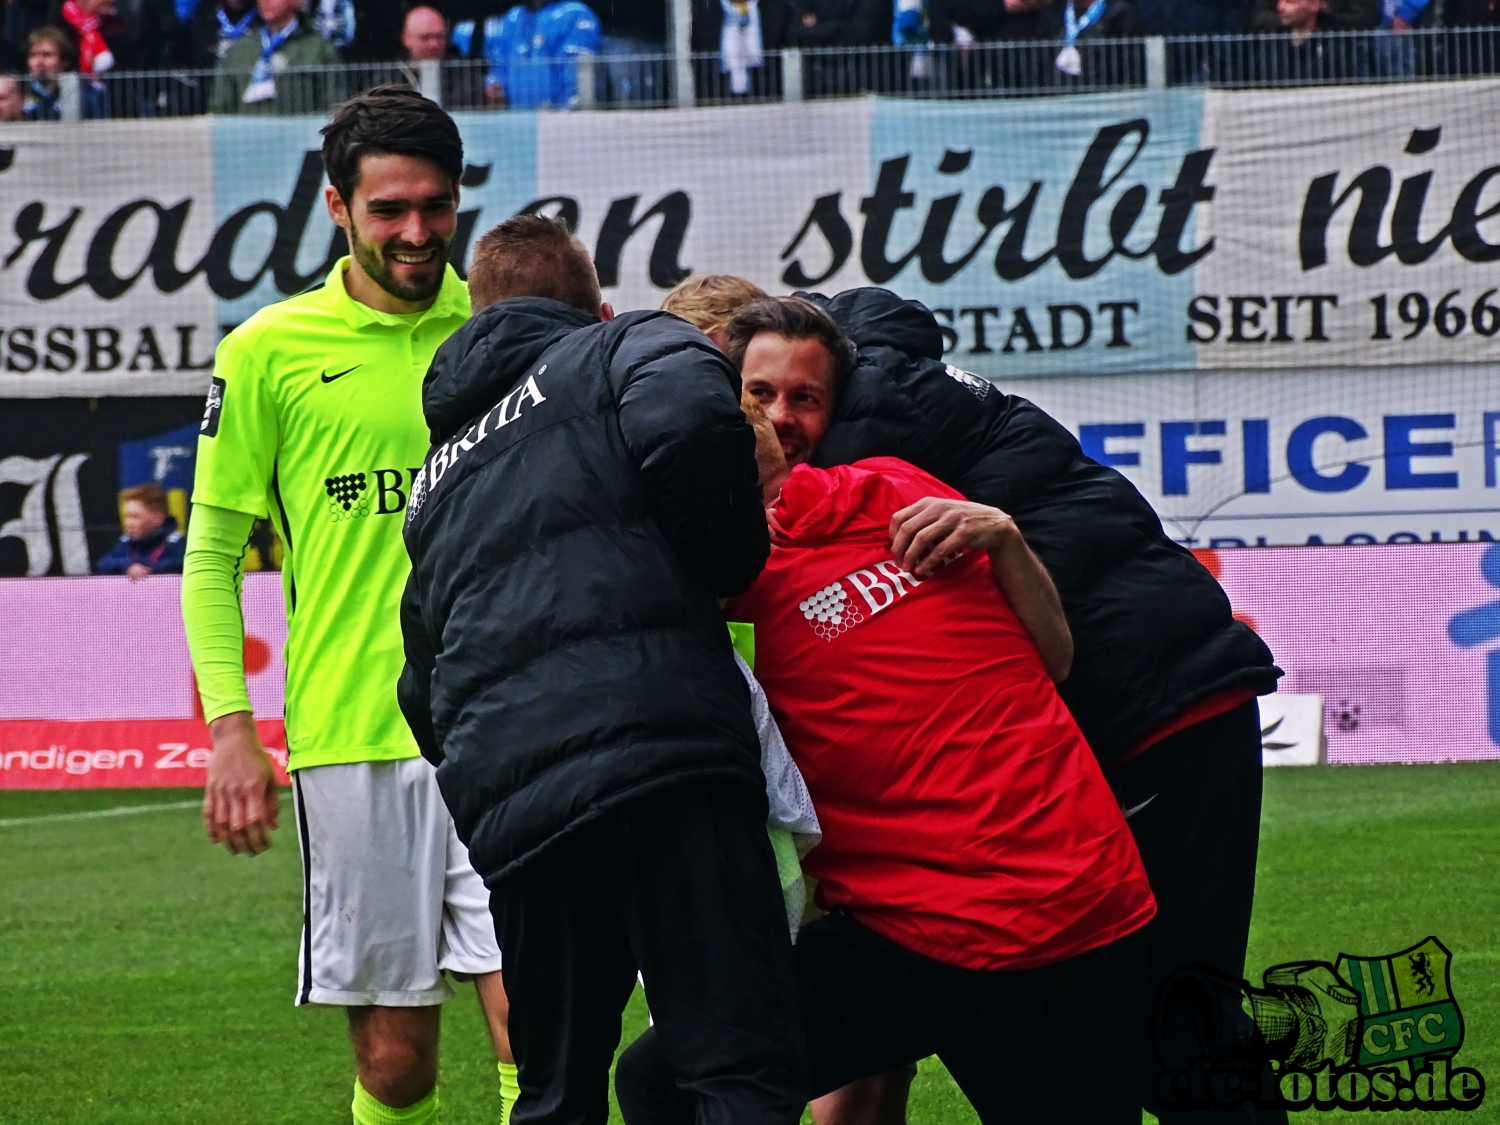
[[181, 503, 257, 724]]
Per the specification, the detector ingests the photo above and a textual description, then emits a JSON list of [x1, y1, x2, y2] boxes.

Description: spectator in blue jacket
[[96, 483, 185, 580], [460, 0, 600, 108]]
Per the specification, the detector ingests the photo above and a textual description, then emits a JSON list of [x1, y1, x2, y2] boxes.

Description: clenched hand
[[203, 711, 280, 855]]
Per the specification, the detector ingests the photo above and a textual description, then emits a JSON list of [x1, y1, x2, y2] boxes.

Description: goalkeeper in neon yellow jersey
[[181, 86, 517, 1125]]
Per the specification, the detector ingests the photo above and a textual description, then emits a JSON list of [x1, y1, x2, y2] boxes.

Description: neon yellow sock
[[352, 1079, 440, 1125], [498, 1061, 520, 1125]]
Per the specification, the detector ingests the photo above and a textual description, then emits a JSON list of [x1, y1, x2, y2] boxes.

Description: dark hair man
[[182, 87, 511, 1125], [739, 287, 1282, 1125], [616, 299, 1156, 1125], [397, 214, 807, 1125], [95, 483, 185, 580]]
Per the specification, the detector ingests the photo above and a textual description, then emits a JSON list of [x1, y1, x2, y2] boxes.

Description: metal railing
[[27, 26, 1500, 121]]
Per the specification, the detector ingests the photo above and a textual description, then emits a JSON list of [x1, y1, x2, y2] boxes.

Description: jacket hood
[[800, 287, 945, 361], [422, 296, 597, 444], [771, 462, 900, 546]]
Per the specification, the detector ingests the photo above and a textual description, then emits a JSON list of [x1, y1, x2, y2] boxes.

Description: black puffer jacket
[[398, 299, 771, 884], [803, 288, 1280, 765]]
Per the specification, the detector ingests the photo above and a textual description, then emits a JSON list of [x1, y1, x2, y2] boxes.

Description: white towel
[[735, 650, 822, 852]]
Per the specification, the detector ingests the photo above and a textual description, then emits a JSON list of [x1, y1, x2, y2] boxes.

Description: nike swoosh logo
[[321, 365, 362, 384], [1121, 794, 1158, 819]]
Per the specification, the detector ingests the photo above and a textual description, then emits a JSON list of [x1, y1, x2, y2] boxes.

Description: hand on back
[[889, 497, 1020, 578]]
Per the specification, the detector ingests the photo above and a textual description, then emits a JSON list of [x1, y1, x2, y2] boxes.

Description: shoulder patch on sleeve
[[200, 376, 226, 437], [944, 365, 992, 401]]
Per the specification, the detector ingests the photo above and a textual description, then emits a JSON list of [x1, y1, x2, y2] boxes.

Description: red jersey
[[726, 458, 1155, 972]]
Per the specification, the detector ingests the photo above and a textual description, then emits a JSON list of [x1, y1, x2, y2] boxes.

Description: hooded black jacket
[[398, 298, 771, 884], [803, 288, 1280, 766]]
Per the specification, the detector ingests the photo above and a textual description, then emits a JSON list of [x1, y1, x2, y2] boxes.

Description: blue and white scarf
[[216, 6, 255, 57], [719, 0, 762, 95], [1056, 0, 1106, 76], [242, 18, 298, 104]]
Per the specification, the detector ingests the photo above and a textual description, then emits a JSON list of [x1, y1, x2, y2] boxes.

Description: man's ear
[[324, 184, 350, 230], [600, 302, 616, 322]]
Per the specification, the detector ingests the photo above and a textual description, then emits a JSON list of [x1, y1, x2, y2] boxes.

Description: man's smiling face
[[338, 152, 458, 306], [740, 334, 838, 468]]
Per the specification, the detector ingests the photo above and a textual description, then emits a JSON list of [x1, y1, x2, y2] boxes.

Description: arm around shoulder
[[889, 495, 1073, 682]]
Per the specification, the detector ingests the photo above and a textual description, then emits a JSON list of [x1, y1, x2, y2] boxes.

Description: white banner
[[1195, 82, 1500, 370], [1, 83, 1498, 397]]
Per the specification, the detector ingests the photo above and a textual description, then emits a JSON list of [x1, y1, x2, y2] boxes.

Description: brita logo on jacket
[[407, 371, 548, 521], [799, 560, 922, 641]]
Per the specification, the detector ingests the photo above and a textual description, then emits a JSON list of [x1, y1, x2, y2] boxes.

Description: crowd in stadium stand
[[0, 0, 1493, 119]]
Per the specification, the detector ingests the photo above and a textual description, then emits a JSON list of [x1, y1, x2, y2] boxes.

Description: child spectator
[[96, 483, 186, 580], [23, 25, 104, 117]]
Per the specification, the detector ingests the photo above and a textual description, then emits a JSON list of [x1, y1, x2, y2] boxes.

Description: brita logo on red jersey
[[798, 560, 923, 641]]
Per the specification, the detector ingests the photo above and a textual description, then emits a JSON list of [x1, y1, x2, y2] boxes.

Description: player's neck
[[343, 260, 438, 316]]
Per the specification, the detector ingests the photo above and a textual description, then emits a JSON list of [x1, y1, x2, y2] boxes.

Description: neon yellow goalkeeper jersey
[[192, 259, 469, 771]]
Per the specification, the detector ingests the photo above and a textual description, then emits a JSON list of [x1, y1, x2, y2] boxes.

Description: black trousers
[[1108, 700, 1287, 1125], [488, 779, 808, 1125], [618, 910, 1147, 1125]]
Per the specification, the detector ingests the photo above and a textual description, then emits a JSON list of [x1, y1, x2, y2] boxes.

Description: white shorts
[[291, 756, 503, 1007]]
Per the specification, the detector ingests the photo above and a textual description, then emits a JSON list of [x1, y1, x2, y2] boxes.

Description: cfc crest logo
[[798, 560, 923, 641], [1338, 937, 1463, 1068], [1153, 935, 1482, 1114]]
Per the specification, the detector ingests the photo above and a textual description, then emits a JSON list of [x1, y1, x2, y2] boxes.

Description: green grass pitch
[[2, 763, 1496, 1124]]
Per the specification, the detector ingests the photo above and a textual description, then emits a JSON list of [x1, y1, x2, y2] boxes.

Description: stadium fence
[[51, 26, 1500, 120]]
